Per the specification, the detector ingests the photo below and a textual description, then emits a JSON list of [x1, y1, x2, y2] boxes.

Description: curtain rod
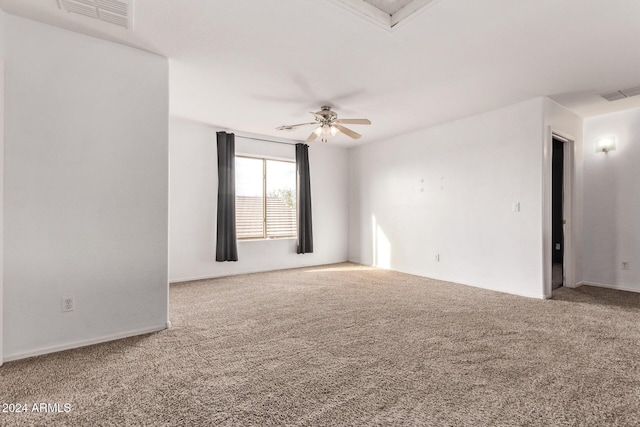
[[235, 134, 300, 146]]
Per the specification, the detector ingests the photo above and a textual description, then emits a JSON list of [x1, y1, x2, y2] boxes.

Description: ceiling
[[2, 0, 640, 147], [364, 0, 415, 15]]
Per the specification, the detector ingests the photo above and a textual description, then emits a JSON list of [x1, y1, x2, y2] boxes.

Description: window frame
[[235, 154, 297, 241]]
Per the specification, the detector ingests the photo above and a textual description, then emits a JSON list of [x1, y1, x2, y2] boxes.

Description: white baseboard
[[423, 273, 546, 299], [4, 324, 167, 363], [579, 281, 640, 294], [347, 257, 362, 265], [359, 262, 546, 299], [170, 260, 349, 284], [171, 272, 239, 283]]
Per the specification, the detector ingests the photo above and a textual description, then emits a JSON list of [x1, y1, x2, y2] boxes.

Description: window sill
[[238, 237, 297, 242]]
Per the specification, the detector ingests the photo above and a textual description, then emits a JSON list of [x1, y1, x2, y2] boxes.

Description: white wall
[[583, 107, 640, 292], [169, 117, 349, 282], [349, 98, 549, 298], [3, 16, 169, 360], [0, 9, 5, 366]]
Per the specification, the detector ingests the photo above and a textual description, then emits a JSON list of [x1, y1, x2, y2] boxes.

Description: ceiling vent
[[620, 85, 640, 97], [601, 84, 640, 102], [57, 0, 132, 29]]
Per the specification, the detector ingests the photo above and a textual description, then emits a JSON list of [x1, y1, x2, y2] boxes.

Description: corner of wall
[[346, 146, 360, 264], [0, 8, 5, 366]]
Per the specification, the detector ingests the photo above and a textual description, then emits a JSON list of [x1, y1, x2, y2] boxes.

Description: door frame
[[543, 127, 576, 298]]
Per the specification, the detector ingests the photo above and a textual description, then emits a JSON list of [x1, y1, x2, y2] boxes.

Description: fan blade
[[336, 119, 371, 125], [310, 112, 325, 121], [335, 124, 361, 139], [306, 130, 318, 142], [276, 122, 317, 130]]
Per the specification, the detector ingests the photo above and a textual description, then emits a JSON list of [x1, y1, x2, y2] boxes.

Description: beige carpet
[[1, 263, 639, 426]]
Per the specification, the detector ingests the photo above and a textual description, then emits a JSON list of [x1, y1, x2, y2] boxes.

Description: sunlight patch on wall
[[372, 215, 391, 269]]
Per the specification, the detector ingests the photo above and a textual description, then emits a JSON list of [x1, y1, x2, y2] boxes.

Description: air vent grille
[[99, 10, 128, 27], [601, 84, 640, 102], [57, 0, 131, 29], [98, 0, 128, 14], [621, 85, 640, 97], [601, 91, 627, 102]]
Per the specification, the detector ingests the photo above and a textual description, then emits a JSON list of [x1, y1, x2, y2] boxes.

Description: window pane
[[236, 157, 264, 239], [266, 160, 296, 238]]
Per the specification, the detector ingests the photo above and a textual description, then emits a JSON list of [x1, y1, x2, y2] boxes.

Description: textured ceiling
[[1, 0, 640, 147]]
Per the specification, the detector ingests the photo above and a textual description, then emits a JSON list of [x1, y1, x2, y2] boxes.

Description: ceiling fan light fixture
[[278, 106, 371, 144], [321, 124, 338, 138]]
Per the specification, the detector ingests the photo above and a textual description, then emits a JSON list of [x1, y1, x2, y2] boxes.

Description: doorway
[[551, 137, 564, 289]]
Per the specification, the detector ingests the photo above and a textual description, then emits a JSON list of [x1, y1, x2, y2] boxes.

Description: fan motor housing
[[316, 106, 337, 123]]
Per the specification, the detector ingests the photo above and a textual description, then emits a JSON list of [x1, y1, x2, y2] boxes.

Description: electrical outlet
[[435, 254, 440, 262], [62, 296, 75, 312], [622, 262, 630, 270]]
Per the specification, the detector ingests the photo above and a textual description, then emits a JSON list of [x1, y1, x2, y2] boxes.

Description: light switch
[[512, 202, 520, 212]]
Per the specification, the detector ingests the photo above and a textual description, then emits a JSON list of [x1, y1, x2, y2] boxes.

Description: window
[[235, 156, 297, 240]]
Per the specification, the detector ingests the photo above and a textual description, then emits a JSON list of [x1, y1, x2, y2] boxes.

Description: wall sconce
[[595, 136, 617, 153]]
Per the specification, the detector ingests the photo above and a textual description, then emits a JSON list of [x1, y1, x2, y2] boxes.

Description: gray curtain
[[216, 131, 238, 262], [296, 143, 313, 254]]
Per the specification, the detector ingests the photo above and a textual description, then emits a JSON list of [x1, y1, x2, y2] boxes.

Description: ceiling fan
[[276, 106, 371, 143]]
